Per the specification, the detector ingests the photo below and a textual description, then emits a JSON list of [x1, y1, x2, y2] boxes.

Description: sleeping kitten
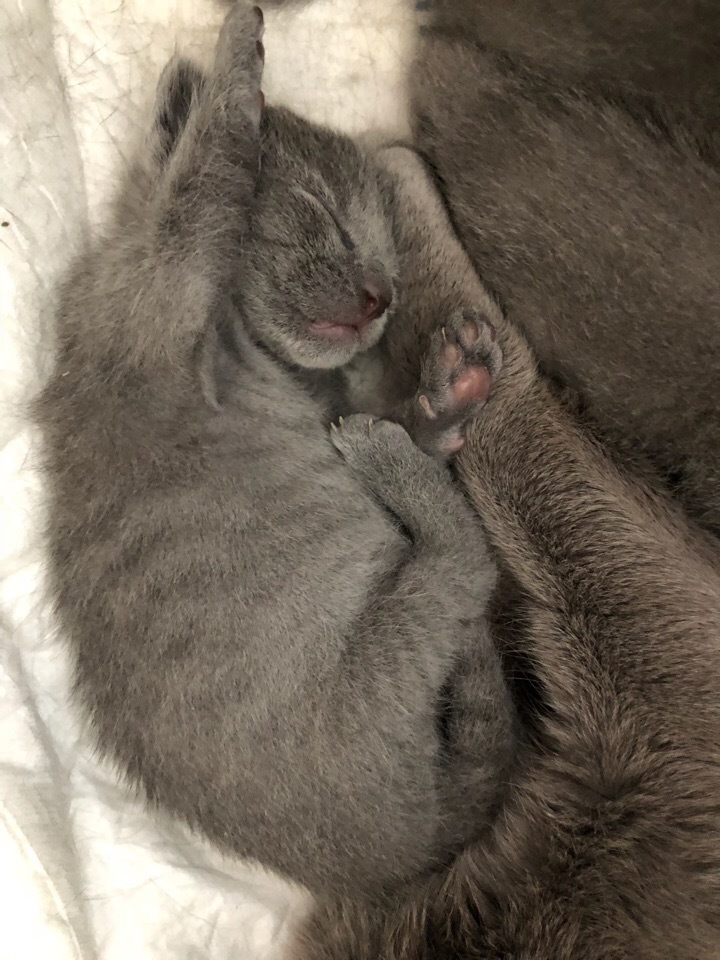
[[36, 4, 514, 904]]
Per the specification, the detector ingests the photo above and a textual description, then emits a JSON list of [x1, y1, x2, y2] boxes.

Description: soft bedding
[[0, 1, 414, 956]]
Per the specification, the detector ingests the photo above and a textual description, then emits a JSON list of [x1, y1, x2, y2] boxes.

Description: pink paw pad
[[451, 364, 492, 404], [438, 432, 466, 456], [442, 340, 463, 366]]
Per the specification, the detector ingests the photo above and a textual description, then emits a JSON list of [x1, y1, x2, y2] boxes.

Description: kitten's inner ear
[[150, 57, 207, 168], [195, 321, 222, 410], [195, 312, 249, 410]]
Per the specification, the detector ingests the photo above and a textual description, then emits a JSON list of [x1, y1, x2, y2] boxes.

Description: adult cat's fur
[[413, 0, 720, 537], [428, 0, 720, 163], [292, 5, 720, 954], [290, 3, 720, 954], [292, 147, 720, 960], [35, 5, 514, 904]]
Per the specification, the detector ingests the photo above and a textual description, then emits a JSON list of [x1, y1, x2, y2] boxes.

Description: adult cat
[[293, 144, 720, 960], [413, 0, 720, 537]]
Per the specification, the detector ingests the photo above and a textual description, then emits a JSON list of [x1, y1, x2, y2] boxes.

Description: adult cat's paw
[[211, 3, 266, 130], [410, 309, 503, 458]]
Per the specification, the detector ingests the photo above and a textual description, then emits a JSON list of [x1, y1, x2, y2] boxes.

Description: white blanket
[[0, 1, 414, 956]]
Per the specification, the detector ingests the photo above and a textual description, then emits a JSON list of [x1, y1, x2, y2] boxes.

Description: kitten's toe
[[212, 2, 266, 126], [418, 394, 437, 421], [330, 414, 410, 465]]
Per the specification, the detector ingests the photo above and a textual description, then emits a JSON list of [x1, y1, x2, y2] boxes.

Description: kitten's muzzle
[[309, 279, 393, 341], [360, 280, 392, 328]]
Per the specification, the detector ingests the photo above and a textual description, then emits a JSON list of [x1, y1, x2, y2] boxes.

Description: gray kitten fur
[[35, 5, 514, 903], [412, 0, 720, 536]]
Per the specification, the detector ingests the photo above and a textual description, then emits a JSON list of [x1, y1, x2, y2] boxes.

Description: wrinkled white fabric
[[0, 1, 413, 956]]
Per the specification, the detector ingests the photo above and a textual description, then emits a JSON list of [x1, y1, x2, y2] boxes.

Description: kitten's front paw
[[409, 309, 503, 458], [330, 415, 411, 468], [212, 3, 266, 129]]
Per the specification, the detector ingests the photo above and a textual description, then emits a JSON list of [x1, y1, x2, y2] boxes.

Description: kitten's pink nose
[[361, 281, 392, 325]]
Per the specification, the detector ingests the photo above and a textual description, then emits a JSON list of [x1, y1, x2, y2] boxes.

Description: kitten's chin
[[309, 321, 362, 344], [290, 339, 364, 371], [287, 313, 389, 370]]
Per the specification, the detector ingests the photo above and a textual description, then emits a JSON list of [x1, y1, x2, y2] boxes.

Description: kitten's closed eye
[[297, 187, 355, 252]]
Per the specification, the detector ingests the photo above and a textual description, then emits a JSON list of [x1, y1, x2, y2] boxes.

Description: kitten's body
[[36, 7, 513, 904], [294, 144, 720, 960], [413, 0, 720, 536]]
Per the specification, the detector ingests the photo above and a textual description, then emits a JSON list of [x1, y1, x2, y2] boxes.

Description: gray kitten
[[36, 5, 514, 903]]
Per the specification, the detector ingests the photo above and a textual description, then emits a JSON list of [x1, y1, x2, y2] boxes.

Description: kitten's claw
[[330, 414, 411, 467]]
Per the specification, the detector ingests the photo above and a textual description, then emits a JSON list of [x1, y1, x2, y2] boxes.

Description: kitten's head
[[149, 60, 398, 371], [239, 107, 398, 369]]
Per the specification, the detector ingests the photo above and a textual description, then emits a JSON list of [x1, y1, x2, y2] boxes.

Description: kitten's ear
[[150, 56, 207, 168], [196, 321, 222, 410]]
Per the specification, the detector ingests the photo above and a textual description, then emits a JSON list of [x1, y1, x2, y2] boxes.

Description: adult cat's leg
[[293, 205, 720, 960], [365, 147, 523, 809]]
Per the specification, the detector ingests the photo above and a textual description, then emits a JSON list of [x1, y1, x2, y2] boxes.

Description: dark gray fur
[[293, 149, 720, 960], [413, 0, 720, 536], [427, 0, 720, 163], [35, 5, 514, 903], [290, 4, 720, 956]]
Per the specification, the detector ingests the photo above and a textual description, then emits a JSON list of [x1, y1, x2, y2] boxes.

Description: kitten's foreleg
[[330, 414, 515, 848]]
